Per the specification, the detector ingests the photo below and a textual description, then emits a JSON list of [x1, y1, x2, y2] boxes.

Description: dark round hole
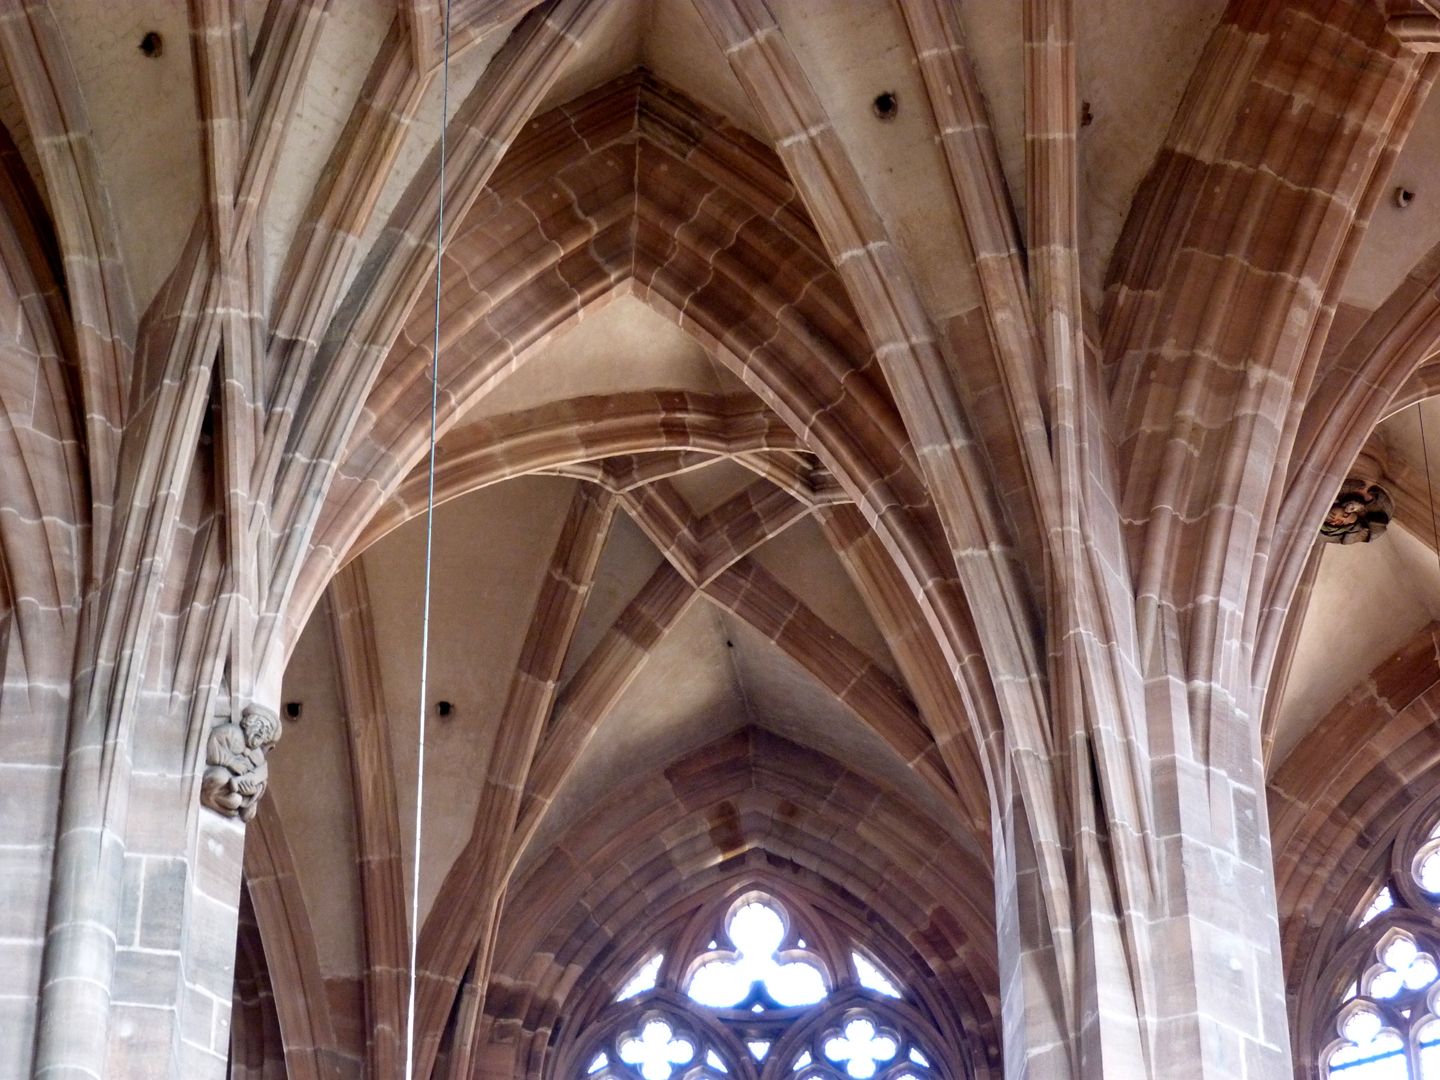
[[139, 31, 163, 58], [872, 92, 897, 121]]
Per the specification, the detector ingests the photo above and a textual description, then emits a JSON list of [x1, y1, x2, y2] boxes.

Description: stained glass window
[[1319, 815, 1440, 1079], [575, 888, 954, 1080], [687, 900, 827, 1009], [618, 955, 664, 1002], [852, 954, 901, 999]]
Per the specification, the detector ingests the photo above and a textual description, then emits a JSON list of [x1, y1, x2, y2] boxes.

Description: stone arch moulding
[[282, 74, 995, 763], [349, 390, 803, 555], [1262, 225, 1440, 699], [228, 881, 287, 1079], [472, 729, 1000, 1080], [261, 72, 1015, 1078], [1292, 793, 1440, 1079], [1270, 620, 1440, 1076], [1260, 248, 1440, 754]]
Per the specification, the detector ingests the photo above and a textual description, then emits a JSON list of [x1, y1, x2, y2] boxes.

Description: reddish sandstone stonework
[[1, 2, 1439, 1079]]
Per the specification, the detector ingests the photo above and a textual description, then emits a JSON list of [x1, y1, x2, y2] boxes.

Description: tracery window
[[569, 889, 959, 1080], [1320, 817, 1440, 1078]]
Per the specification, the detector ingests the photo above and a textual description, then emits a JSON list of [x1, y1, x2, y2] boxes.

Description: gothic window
[[1320, 818, 1440, 1078], [568, 888, 960, 1080]]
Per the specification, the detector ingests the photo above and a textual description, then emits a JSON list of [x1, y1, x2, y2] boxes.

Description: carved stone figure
[[200, 705, 281, 821], [1321, 478, 1394, 545]]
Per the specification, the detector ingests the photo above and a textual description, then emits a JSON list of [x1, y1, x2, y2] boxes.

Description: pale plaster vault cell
[[957, 0, 1226, 306], [468, 294, 751, 421], [273, 604, 364, 980], [723, 613, 974, 853], [53, 0, 201, 310], [752, 516, 900, 681], [1342, 83, 1440, 312], [535, 0, 765, 139], [775, 0, 982, 322], [666, 459, 761, 518], [1273, 523, 1440, 767], [1274, 397, 1440, 763], [360, 475, 576, 920], [561, 510, 669, 685], [260, 0, 393, 307], [519, 601, 745, 872], [342, 11, 522, 314]]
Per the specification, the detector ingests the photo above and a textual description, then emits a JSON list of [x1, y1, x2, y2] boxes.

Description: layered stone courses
[[2, 0, 1439, 1077]]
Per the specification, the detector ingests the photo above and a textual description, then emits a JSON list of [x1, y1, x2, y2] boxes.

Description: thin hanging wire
[[1420, 403, 1440, 576], [405, 2, 453, 1076]]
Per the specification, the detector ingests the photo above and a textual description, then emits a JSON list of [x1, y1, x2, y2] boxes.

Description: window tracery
[[686, 900, 828, 1009], [569, 888, 960, 1080], [1320, 814, 1440, 1078]]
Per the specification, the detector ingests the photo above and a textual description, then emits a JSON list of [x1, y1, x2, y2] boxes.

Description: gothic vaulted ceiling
[[8, 0, 1440, 1077], [238, 1, 1440, 1071]]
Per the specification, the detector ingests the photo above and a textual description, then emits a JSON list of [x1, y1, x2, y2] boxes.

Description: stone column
[[29, 674, 274, 1080], [1142, 688, 1293, 1077], [104, 691, 260, 1077], [0, 633, 73, 1080], [992, 686, 1292, 1078]]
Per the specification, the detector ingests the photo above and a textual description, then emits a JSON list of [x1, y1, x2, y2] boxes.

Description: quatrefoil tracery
[[574, 890, 951, 1080], [1321, 807, 1440, 1078], [821, 1015, 900, 1080], [616, 1017, 697, 1080], [1327, 1003, 1406, 1075]]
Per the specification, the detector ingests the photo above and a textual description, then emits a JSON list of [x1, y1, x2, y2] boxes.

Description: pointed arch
[[1265, 237, 1440, 709], [472, 728, 1000, 1079], [229, 882, 289, 1080], [282, 75, 1003, 797], [1270, 622, 1440, 1072], [298, 73, 928, 606], [351, 390, 801, 554], [0, 1, 134, 551], [0, 115, 86, 677], [0, 110, 91, 1030]]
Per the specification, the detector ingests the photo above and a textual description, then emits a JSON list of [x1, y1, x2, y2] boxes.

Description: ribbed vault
[[259, 76, 1007, 1076], [297, 73, 949, 645], [7, 2, 1440, 1078]]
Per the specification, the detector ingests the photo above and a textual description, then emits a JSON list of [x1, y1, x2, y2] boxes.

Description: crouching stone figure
[[200, 705, 282, 822], [1320, 478, 1394, 545]]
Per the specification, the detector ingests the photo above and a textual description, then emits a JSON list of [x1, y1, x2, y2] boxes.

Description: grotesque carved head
[[240, 705, 282, 751]]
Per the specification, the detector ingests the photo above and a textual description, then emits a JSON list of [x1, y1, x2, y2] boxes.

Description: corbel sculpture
[[1321, 478, 1393, 545], [200, 704, 282, 821]]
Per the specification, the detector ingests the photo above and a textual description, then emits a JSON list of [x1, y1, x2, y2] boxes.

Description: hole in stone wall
[[872, 92, 897, 121], [436, 700, 454, 718], [139, 31, 164, 58], [284, 702, 302, 720]]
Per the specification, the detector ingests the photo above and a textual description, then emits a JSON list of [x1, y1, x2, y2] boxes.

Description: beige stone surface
[[3, 1, 1439, 1077], [272, 612, 363, 980], [362, 475, 575, 920]]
